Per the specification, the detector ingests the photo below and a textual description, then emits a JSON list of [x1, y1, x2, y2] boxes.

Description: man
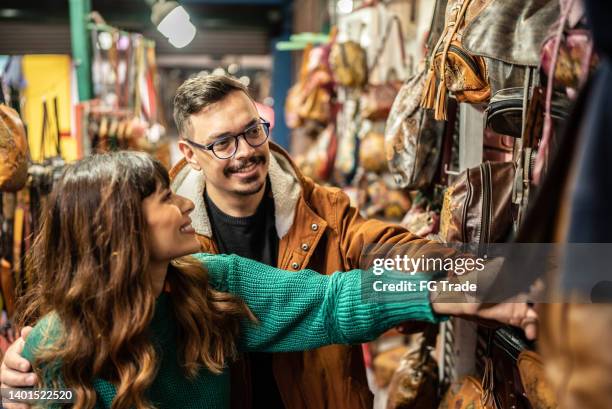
[[169, 74, 439, 409], [1, 75, 537, 409]]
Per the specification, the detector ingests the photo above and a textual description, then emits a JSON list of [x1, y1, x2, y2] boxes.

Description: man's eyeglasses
[[185, 119, 271, 160]]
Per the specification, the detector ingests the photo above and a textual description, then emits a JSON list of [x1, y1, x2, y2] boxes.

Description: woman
[[14, 152, 532, 409]]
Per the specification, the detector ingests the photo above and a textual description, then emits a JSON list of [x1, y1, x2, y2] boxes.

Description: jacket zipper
[[480, 162, 492, 244], [436, 44, 481, 76], [461, 168, 472, 243]]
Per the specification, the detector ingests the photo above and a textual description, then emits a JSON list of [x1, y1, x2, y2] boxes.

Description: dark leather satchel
[[462, 0, 560, 95], [485, 87, 570, 138], [439, 161, 515, 244], [463, 0, 560, 67]]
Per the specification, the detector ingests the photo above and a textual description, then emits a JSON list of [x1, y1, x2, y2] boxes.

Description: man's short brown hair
[[173, 75, 248, 138]]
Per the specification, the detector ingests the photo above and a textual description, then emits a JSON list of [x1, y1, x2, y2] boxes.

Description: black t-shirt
[[204, 182, 285, 409]]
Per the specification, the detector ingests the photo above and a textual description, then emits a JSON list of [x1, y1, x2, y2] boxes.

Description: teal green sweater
[[23, 253, 440, 409]]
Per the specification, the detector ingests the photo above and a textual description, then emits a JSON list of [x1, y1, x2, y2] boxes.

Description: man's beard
[[225, 154, 267, 196], [231, 181, 265, 196]]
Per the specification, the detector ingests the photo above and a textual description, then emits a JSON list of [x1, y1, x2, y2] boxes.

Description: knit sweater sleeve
[[193, 253, 442, 352]]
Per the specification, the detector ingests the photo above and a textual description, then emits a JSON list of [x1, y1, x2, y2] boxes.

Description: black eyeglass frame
[[184, 118, 271, 159]]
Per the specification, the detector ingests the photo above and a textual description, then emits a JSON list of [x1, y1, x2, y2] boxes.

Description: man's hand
[[432, 298, 539, 340], [1, 326, 37, 409]]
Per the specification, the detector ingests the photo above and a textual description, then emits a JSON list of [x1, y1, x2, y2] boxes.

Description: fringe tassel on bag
[[435, 80, 448, 121], [420, 68, 437, 109]]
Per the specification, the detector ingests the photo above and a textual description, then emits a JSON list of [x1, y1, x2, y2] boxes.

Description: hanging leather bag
[[533, 0, 594, 184], [439, 358, 498, 409], [420, 0, 492, 120], [384, 67, 445, 190], [439, 161, 516, 244], [386, 326, 440, 409], [330, 40, 368, 88], [285, 45, 334, 128], [540, 0, 594, 94], [0, 105, 29, 192], [484, 86, 570, 139], [518, 350, 558, 409], [461, 0, 560, 94]]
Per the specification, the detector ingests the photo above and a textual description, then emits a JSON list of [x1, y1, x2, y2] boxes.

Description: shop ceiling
[[0, 0, 291, 57]]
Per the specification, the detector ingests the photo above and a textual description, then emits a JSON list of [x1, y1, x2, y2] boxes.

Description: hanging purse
[[286, 45, 333, 129], [0, 105, 29, 193], [384, 68, 445, 190], [540, 0, 595, 95], [518, 350, 558, 409], [330, 40, 368, 88], [461, 0, 560, 95], [484, 87, 570, 139], [386, 325, 440, 409], [439, 358, 498, 409], [533, 0, 594, 184], [360, 15, 407, 121], [420, 0, 492, 120], [439, 161, 516, 244]]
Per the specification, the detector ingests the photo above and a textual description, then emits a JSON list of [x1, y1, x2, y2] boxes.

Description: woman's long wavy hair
[[16, 151, 255, 409]]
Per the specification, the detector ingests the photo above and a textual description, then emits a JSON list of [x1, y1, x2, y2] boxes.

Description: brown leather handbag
[[421, 0, 492, 120], [439, 161, 516, 244], [386, 326, 439, 409], [518, 350, 558, 409], [384, 68, 445, 190], [439, 359, 497, 409], [0, 105, 29, 192]]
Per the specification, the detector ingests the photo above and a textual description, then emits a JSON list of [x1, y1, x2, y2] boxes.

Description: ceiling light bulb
[[152, 2, 197, 48], [337, 0, 353, 15]]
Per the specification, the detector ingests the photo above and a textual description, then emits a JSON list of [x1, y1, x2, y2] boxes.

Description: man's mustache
[[224, 155, 266, 175]]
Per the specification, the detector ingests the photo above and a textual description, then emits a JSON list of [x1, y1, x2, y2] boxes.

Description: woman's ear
[[178, 141, 202, 171]]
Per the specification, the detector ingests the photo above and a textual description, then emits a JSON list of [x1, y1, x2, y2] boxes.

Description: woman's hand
[[0, 326, 37, 409], [432, 297, 538, 340]]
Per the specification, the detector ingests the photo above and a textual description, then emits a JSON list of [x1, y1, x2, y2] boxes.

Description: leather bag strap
[[369, 14, 408, 78]]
